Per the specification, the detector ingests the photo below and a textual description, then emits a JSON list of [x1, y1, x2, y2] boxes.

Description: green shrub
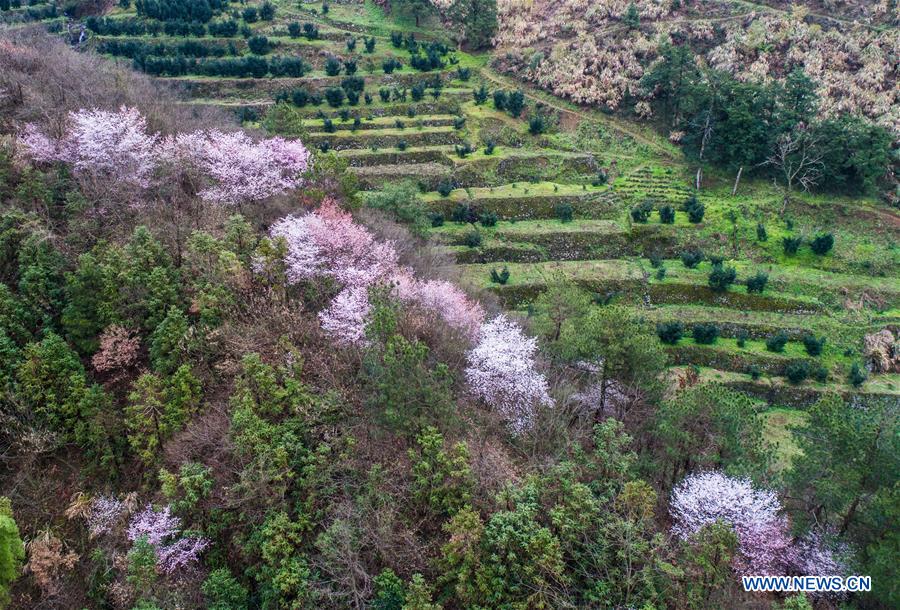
[[492, 90, 507, 110], [746, 271, 768, 294], [364, 36, 376, 53], [782, 236, 802, 255], [630, 200, 654, 223], [528, 113, 546, 135], [802, 335, 825, 357], [649, 253, 663, 268], [490, 266, 510, 285], [391, 31, 403, 47], [379, 88, 391, 102], [756, 223, 767, 241], [479, 211, 498, 227], [411, 82, 425, 102], [785, 361, 810, 384], [437, 180, 454, 197], [707, 263, 737, 292], [451, 203, 478, 224], [506, 90, 525, 117], [302, 22, 319, 39], [202, 568, 248, 610], [656, 321, 683, 345], [365, 181, 429, 232], [686, 198, 705, 223], [382, 58, 401, 74], [848, 362, 868, 387], [765, 333, 788, 353], [812, 365, 828, 383], [747, 365, 762, 380], [453, 116, 466, 130], [324, 87, 345, 108], [473, 85, 488, 105], [483, 139, 496, 155], [555, 203, 573, 223], [810, 233, 834, 255], [463, 230, 482, 248], [655, 266, 667, 280], [345, 36, 357, 52], [680, 249, 704, 268], [247, 35, 269, 55], [430, 213, 444, 227], [592, 169, 608, 186], [659, 205, 675, 224], [397, 140, 408, 151], [322, 118, 335, 133], [287, 22, 301, 38], [341, 76, 365, 93], [455, 143, 473, 158], [736, 329, 748, 348], [324, 56, 341, 76], [456, 67, 470, 81], [692, 323, 719, 344]]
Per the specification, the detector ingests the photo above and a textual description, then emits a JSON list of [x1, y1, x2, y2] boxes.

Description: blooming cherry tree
[[392, 272, 485, 340], [192, 130, 311, 205], [318, 286, 372, 345], [670, 471, 793, 576], [465, 315, 553, 433], [19, 107, 312, 203], [127, 504, 208, 574], [270, 199, 397, 288], [20, 106, 159, 188]]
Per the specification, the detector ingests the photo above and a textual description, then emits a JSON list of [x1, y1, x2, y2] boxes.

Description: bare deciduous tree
[[765, 129, 824, 214]]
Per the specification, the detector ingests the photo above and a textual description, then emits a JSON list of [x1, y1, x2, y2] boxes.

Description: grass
[[761, 408, 807, 472]]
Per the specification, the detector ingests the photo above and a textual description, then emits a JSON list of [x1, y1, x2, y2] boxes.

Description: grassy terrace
[[421, 182, 606, 201]]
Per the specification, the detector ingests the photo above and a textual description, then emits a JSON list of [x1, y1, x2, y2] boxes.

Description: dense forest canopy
[[0, 0, 898, 608]]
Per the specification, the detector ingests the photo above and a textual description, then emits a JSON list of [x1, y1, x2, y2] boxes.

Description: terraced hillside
[[6, 0, 898, 409]]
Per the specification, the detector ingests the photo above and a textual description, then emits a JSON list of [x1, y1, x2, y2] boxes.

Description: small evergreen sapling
[[802, 335, 825, 357], [490, 266, 510, 285], [810, 233, 834, 255], [693, 323, 719, 344], [765, 333, 788, 353], [657, 322, 684, 345]]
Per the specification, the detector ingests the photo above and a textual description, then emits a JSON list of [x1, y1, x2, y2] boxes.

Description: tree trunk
[[732, 166, 742, 196]]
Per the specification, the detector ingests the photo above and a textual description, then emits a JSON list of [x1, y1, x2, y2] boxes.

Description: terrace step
[[351, 162, 450, 189], [304, 114, 459, 131], [305, 126, 463, 150], [457, 260, 829, 313], [422, 184, 620, 220], [161, 74, 465, 99], [682, 367, 900, 406], [338, 145, 454, 167]]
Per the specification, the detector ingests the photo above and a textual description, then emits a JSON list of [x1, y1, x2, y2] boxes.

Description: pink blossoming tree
[[392, 271, 485, 340], [127, 504, 208, 574], [19, 107, 311, 205], [465, 315, 553, 434], [670, 471, 792, 576], [318, 286, 372, 345], [190, 130, 311, 206], [20, 106, 159, 188], [270, 199, 397, 288]]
